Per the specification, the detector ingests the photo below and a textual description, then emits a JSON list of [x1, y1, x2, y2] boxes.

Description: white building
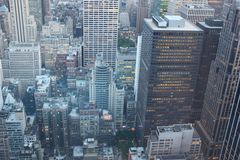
[[83, 0, 119, 67], [109, 82, 125, 130], [178, 4, 215, 24], [26, 15, 37, 42], [167, 0, 208, 15], [41, 21, 68, 37], [146, 124, 202, 159], [9, 0, 37, 42], [6, 42, 41, 90], [9, 0, 29, 42]]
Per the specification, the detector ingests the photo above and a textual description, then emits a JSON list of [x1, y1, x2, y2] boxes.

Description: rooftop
[[69, 108, 79, 118], [83, 138, 98, 148], [145, 16, 202, 31], [129, 147, 147, 160], [157, 124, 193, 133], [197, 19, 223, 29], [73, 146, 83, 157], [0, 5, 8, 12], [6, 112, 21, 122], [35, 75, 51, 93], [101, 147, 113, 156], [156, 154, 187, 160], [182, 4, 214, 10], [43, 98, 68, 110]]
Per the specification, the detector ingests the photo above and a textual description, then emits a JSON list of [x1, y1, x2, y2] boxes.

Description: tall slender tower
[[220, 78, 240, 160], [195, 0, 240, 159], [136, 0, 149, 34], [9, 0, 29, 42], [83, 0, 119, 68]]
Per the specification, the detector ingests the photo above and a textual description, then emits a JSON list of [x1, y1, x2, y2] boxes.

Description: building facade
[[0, 112, 10, 160], [5, 42, 41, 90], [90, 54, 113, 110], [136, 16, 203, 138], [195, 1, 240, 159], [136, 0, 149, 34], [83, 0, 119, 67], [191, 19, 223, 122], [220, 76, 240, 160], [179, 4, 215, 24], [146, 124, 202, 159], [42, 98, 69, 153], [9, 0, 29, 42]]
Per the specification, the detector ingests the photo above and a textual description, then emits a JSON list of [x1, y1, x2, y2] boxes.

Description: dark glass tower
[[136, 0, 149, 34], [220, 79, 240, 160], [191, 19, 223, 122], [195, 0, 240, 159], [136, 15, 203, 139]]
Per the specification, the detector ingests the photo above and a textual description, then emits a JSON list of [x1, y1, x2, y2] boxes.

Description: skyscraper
[[0, 112, 10, 160], [42, 98, 69, 152], [90, 54, 113, 110], [208, 0, 224, 18], [220, 77, 240, 160], [5, 112, 25, 159], [179, 4, 215, 24], [136, 15, 203, 138], [9, 0, 29, 42], [28, 0, 43, 30], [191, 19, 223, 122], [195, 0, 240, 159], [136, 0, 149, 34], [5, 42, 41, 90], [83, 0, 119, 67]]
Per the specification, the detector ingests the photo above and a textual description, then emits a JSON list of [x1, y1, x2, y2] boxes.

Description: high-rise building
[[110, 82, 125, 130], [195, 1, 240, 159], [136, 16, 203, 138], [79, 104, 99, 139], [0, 4, 10, 38], [42, 98, 69, 152], [5, 42, 41, 91], [2, 43, 39, 92], [191, 19, 223, 122], [83, 0, 119, 67], [5, 112, 25, 159], [98, 110, 114, 145], [42, 0, 51, 24], [0, 112, 10, 160], [167, 0, 208, 15], [146, 124, 202, 159], [208, 0, 224, 18], [9, 0, 29, 42], [136, 0, 149, 34], [115, 47, 136, 89], [89, 54, 113, 109], [28, 0, 43, 31], [26, 15, 37, 42], [179, 4, 215, 24], [68, 108, 81, 146], [220, 78, 240, 160]]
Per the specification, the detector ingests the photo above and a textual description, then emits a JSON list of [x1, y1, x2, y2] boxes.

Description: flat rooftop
[[157, 124, 193, 133], [145, 16, 202, 31], [43, 98, 68, 110]]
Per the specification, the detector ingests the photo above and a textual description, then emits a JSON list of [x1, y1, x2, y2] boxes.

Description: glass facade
[[136, 18, 203, 138], [195, 1, 240, 159]]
